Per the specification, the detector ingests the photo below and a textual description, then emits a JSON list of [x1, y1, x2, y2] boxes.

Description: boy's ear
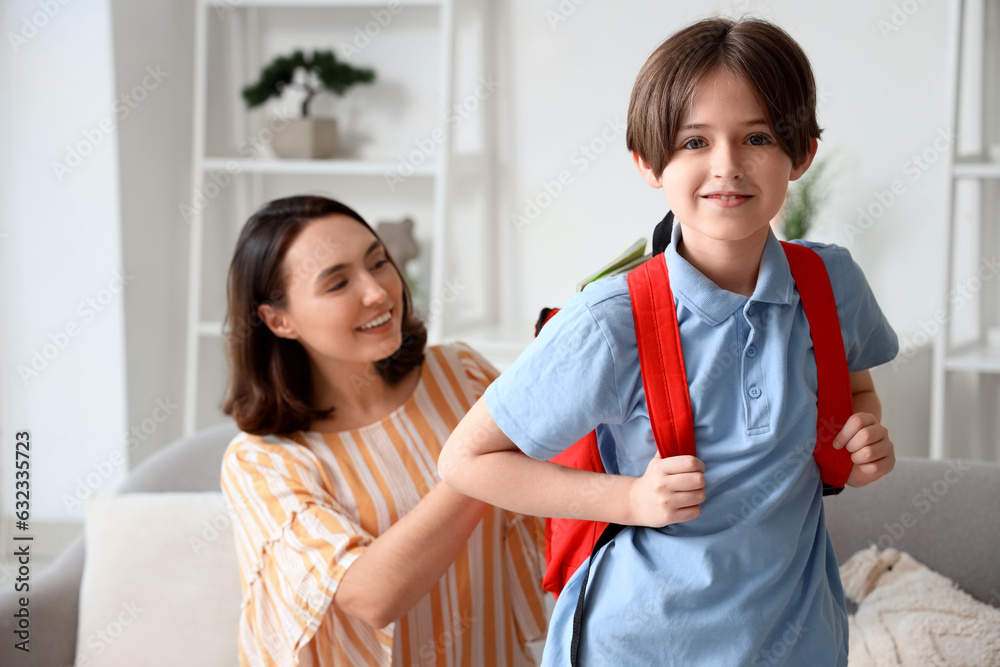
[[257, 303, 298, 340], [789, 137, 819, 182], [632, 152, 664, 189]]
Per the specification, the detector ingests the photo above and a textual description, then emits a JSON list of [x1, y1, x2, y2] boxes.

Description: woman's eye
[[682, 138, 706, 150], [327, 280, 347, 292], [747, 134, 771, 146], [372, 259, 389, 270]]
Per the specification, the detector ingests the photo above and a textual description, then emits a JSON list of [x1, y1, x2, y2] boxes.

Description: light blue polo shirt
[[484, 222, 899, 666]]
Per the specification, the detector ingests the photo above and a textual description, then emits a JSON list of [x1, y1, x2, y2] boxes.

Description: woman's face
[[272, 214, 405, 368]]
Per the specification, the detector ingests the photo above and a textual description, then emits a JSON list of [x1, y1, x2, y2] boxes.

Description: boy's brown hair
[[627, 17, 823, 176]]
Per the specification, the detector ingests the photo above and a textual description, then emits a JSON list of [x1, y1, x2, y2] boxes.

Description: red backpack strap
[[626, 255, 696, 458], [780, 242, 855, 489]]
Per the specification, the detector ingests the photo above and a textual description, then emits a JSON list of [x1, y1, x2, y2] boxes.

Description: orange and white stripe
[[221, 343, 549, 667]]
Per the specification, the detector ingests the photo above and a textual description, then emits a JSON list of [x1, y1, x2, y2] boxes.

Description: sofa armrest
[[0, 420, 240, 665]]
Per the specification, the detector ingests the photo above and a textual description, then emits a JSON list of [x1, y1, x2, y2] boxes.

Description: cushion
[[840, 545, 1000, 666], [76, 492, 241, 666]]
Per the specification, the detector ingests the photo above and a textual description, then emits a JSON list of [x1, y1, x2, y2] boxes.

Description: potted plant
[[242, 49, 375, 159], [777, 155, 833, 241]]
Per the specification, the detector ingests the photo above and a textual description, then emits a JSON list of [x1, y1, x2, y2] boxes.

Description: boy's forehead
[[680, 73, 768, 125], [680, 118, 770, 130]]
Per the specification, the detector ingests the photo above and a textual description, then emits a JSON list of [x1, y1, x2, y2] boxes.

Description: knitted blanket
[[839, 545, 1000, 666]]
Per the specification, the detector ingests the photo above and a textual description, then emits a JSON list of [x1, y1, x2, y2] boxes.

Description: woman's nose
[[359, 271, 389, 305]]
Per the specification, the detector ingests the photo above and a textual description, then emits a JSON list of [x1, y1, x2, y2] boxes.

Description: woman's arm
[[438, 398, 706, 531], [333, 483, 488, 629]]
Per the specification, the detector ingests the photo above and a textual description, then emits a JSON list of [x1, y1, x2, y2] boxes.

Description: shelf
[[945, 341, 1000, 374], [953, 161, 1000, 178], [202, 157, 439, 177], [207, 0, 442, 7], [186, 0, 465, 436]]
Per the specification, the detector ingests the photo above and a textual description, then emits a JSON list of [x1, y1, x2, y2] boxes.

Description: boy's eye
[[747, 134, 771, 147], [681, 138, 706, 150]]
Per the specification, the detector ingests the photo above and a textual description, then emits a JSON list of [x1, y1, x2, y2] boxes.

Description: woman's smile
[[357, 309, 393, 333]]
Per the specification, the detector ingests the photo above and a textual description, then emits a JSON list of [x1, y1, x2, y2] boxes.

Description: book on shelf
[[576, 238, 652, 292]]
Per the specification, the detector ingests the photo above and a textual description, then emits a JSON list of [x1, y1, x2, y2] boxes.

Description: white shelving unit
[[930, 0, 1000, 459], [183, 0, 509, 435]]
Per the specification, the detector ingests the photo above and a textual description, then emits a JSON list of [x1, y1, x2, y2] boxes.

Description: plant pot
[[270, 117, 338, 159]]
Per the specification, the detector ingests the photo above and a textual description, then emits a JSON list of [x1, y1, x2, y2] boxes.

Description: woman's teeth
[[360, 312, 391, 330]]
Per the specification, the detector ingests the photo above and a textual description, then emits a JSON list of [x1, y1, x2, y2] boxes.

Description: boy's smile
[[633, 66, 817, 295]]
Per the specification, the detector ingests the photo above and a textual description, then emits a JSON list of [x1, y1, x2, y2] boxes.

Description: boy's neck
[[675, 223, 769, 298]]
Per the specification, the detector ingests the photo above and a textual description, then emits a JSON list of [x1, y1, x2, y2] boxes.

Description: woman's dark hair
[[221, 195, 427, 435]]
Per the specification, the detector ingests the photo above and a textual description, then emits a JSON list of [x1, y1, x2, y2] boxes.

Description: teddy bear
[[839, 545, 1000, 666], [375, 218, 419, 272]]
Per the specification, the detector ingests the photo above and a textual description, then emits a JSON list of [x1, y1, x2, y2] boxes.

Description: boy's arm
[[850, 368, 882, 422], [437, 397, 706, 528], [832, 369, 894, 487]]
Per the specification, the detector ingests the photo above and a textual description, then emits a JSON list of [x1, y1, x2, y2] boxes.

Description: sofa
[[2, 420, 998, 666]]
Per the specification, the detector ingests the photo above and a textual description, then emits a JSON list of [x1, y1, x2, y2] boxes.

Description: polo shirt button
[[748, 385, 761, 399], [747, 345, 757, 358], [746, 305, 755, 317]]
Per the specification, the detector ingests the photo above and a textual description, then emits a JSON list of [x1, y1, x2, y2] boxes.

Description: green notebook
[[576, 238, 652, 292]]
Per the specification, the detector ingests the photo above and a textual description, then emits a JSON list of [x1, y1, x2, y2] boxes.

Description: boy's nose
[[710, 144, 745, 180]]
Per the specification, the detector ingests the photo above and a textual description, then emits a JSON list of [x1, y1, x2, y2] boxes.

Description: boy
[[439, 17, 898, 666]]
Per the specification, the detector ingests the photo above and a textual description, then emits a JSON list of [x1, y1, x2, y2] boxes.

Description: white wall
[[110, 0, 195, 469], [489, 0, 960, 460], [0, 0, 129, 523], [54, 0, 985, 467]]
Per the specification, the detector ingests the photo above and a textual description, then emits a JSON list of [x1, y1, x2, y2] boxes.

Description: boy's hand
[[833, 412, 895, 488], [628, 454, 706, 527]]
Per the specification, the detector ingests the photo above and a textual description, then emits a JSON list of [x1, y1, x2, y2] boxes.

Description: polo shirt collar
[[662, 219, 793, 326]]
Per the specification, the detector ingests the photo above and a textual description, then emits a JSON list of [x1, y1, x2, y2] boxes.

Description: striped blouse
[[220, 342, 549, 667]]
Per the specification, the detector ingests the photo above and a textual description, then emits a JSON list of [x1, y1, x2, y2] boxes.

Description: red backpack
[[535, 238, 855, 608]]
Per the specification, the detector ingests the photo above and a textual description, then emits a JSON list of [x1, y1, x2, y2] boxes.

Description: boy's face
[[635, 67, 815, 247]]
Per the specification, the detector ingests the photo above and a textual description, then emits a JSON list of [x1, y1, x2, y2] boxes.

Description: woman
[[219, 195, 548, 667]]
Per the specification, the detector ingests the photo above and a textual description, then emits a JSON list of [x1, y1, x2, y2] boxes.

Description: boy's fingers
[[843, 424, 888, 454], [832, 424, 857, 449], [834, 413, 878, 449], [671, 471, 707, 491], [672, 489, 705, 507], [656, 454, 705, 474], [852, 438, 891, 464]]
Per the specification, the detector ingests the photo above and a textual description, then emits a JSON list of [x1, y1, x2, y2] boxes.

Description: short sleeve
[[483, 279, 631, 460], [502, 511, 549, 644], [794, 241, 900, 372], [221, 433, 394, 667]]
